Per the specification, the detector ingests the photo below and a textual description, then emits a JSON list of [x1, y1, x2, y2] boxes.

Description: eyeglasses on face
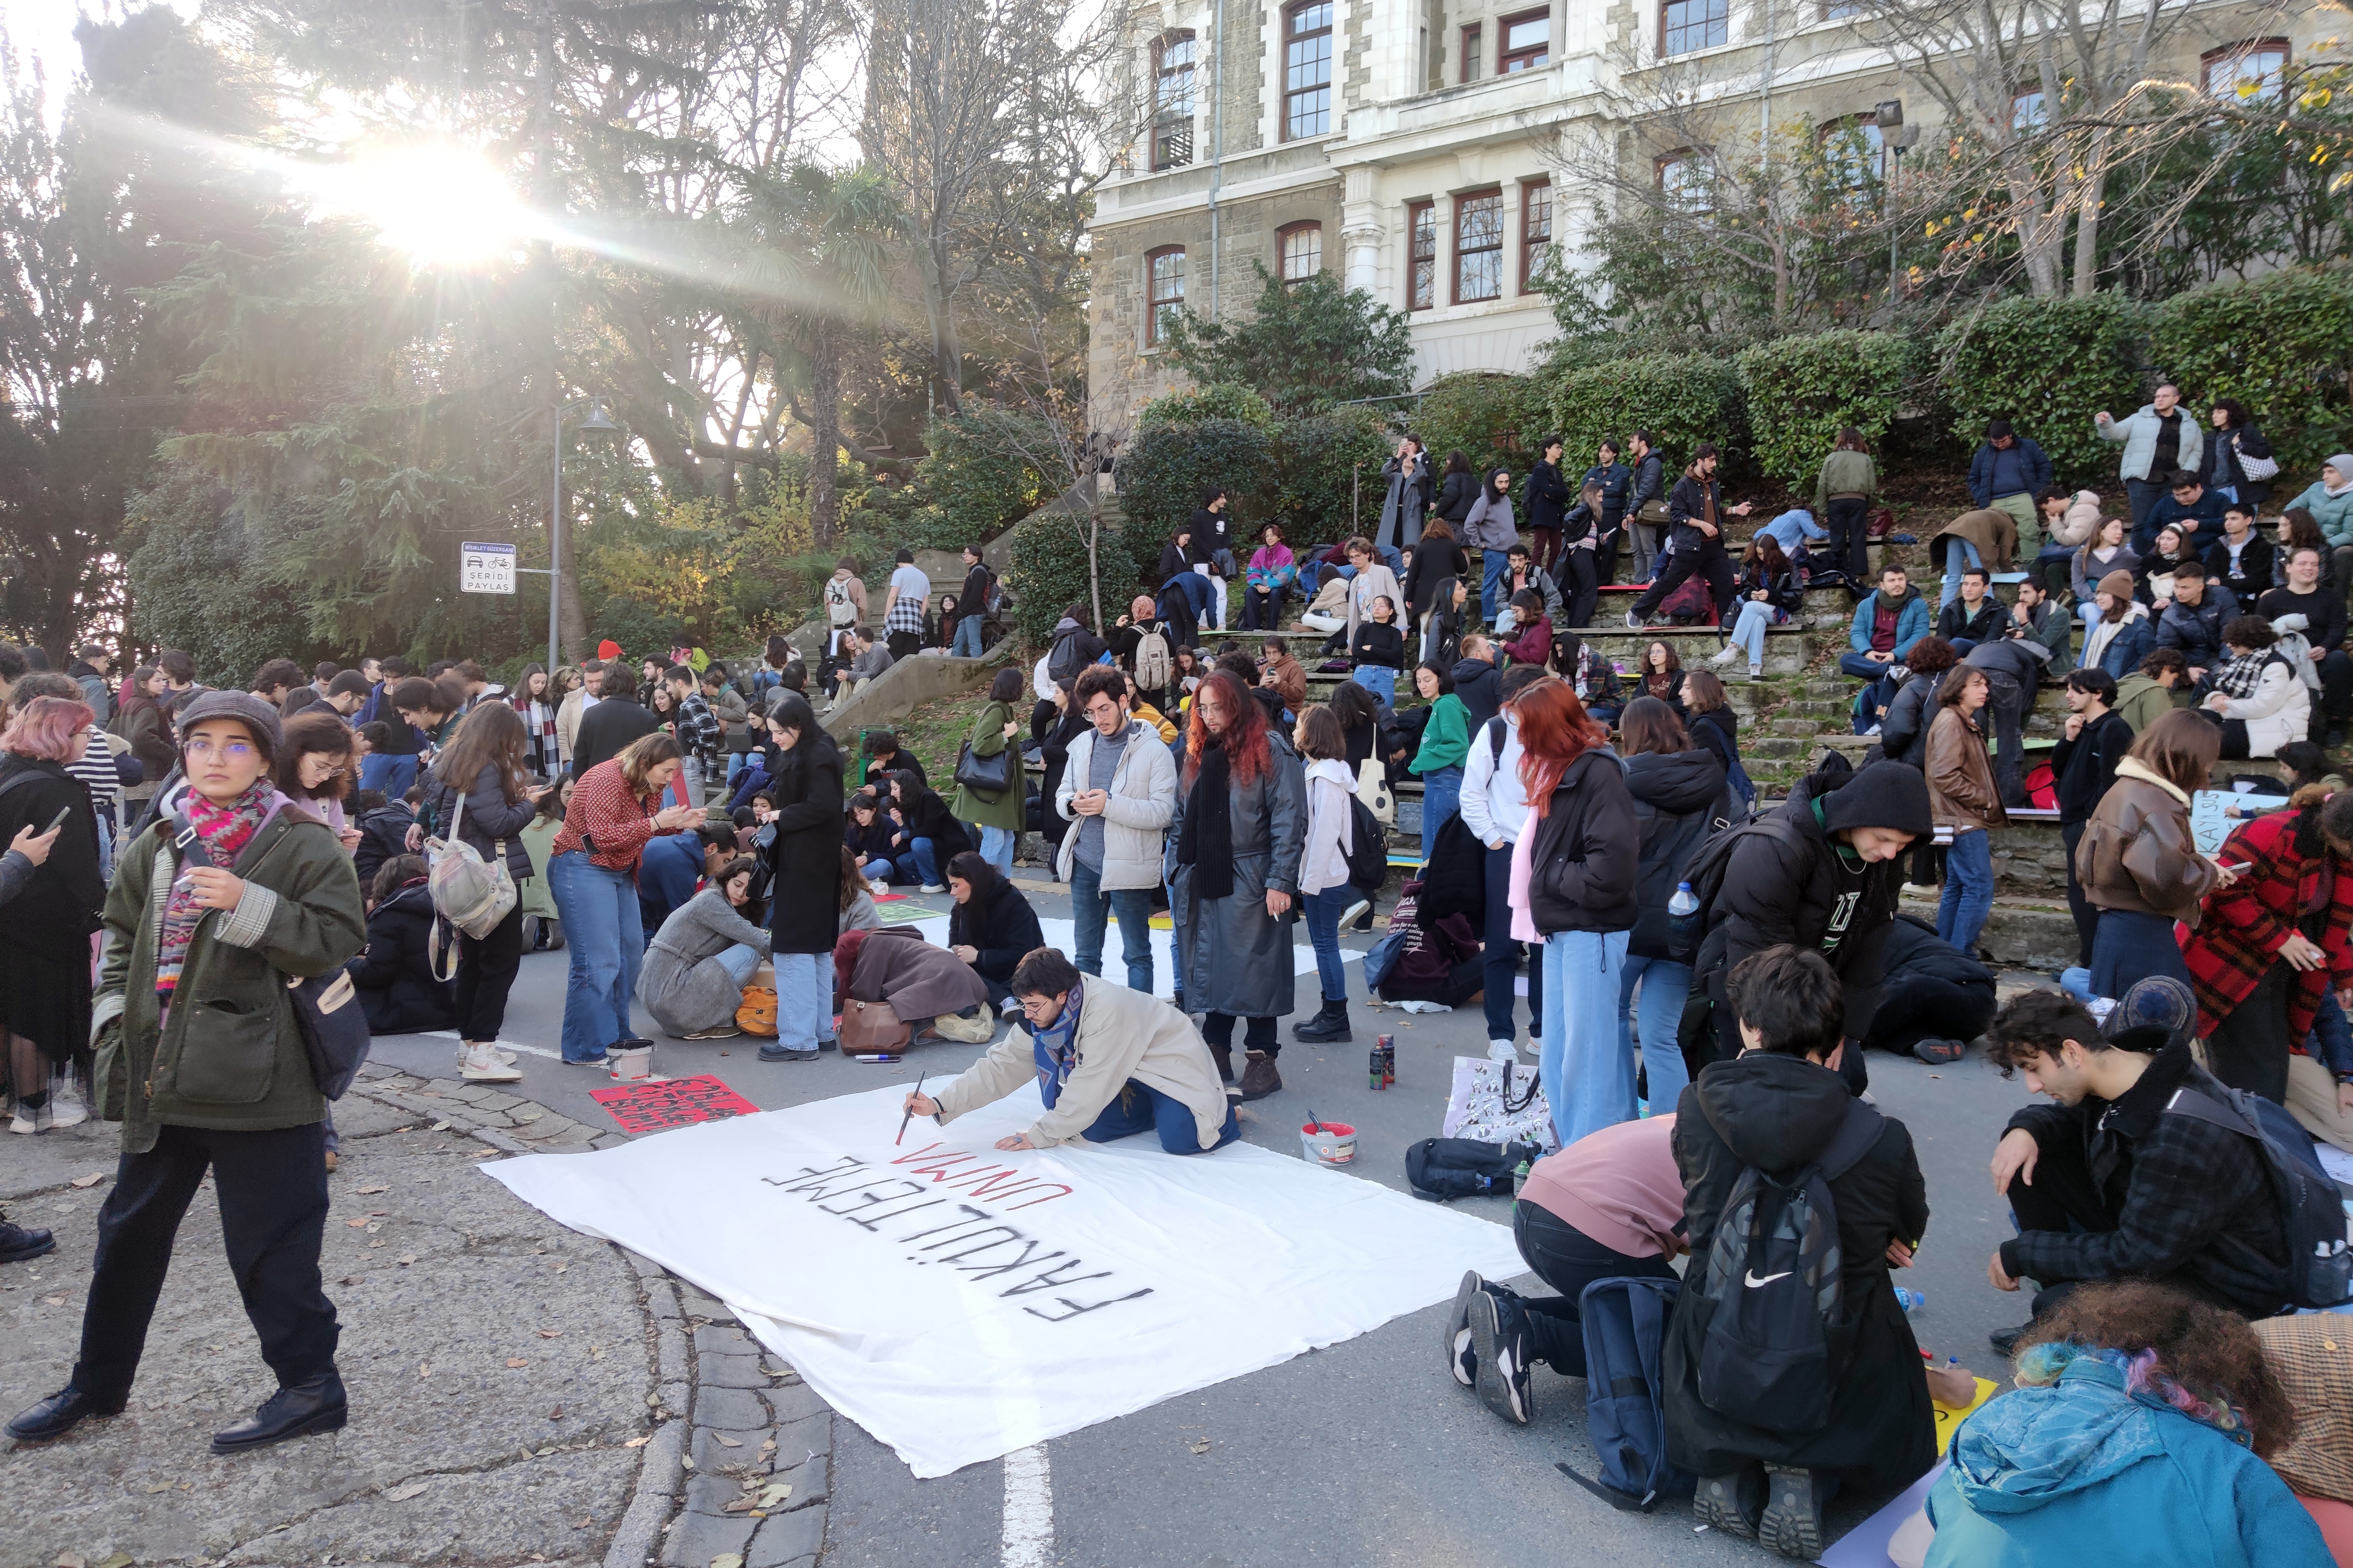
[[185, 739, 256, 759]]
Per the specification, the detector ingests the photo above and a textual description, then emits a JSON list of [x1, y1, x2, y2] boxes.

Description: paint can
[[607, 1044, 653, 1082], [1298, 1120, 1356, 1165]]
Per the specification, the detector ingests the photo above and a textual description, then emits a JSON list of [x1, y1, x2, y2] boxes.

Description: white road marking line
[[422, 1029, 564, 1060], [1001, 1443, 1053, 1568]]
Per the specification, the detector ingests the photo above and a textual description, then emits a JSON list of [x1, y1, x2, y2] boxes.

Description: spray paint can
[[1369, 1035, 1394, 1089]]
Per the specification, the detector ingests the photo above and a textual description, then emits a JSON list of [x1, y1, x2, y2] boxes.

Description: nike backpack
[[1693, 1099, 1884, 1434]]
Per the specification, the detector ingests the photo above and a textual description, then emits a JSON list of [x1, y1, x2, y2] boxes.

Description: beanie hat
[[2096, 569, 2136, 603], [2105, 974, 2196, 1053], [1816, 761, 1933, 840], [174, 689, 285, 763], [596, 639, 623, 662]]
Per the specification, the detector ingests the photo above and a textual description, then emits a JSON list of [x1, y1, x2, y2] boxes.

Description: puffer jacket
[[2045, 488, 2104, 550], [2097, 402, 2205, 484], [2206, 652, 2309, 759], [1054, 718, 1178, 892], [1623, 748, 1735, 958], [2075, 758, 2217, 923], [346, 881, 456, 1035], [1925, 705, 2006, 834], [1525, 748, 1640, 936], [419, 760, 539, 881]]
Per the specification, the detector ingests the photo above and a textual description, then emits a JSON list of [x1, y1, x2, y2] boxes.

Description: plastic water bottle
[[1895, 1286, 1927, 1315], [1667, 880, 1701, 955]]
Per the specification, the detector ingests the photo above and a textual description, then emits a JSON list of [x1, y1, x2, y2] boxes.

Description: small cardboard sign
[[588, 1074, 760, 1134]]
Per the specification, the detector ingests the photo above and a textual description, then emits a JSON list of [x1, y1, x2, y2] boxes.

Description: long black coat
[[347, 883, 458, 1034], [765, 721, 846, 955], [571, 695, 658, 777], [894, 782, 975, 863], [0, 755, 104, 1057], [947, 875, 1046, 986]]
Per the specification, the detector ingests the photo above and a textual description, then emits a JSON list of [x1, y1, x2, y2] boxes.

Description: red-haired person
[[1167, 671, 1306, 1102], [1508, 679, 1640, 1144], [0, 695, 106, 1134]]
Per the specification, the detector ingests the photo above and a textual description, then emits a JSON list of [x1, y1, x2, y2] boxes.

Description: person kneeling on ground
[[835, 926, 994, 1046], [1980, 980, 2294, 1359], [945, 851, 1045, 1007], [902, 947, 1238, 1155], [641, 854, 773, 1041], [345, 854, 456, 1034], [1914, 1279, 2332, 1567], [1666, 945, 1936, 1559]]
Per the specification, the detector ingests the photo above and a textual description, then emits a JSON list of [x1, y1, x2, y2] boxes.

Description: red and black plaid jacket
[[2185, 808, 2353, 1041]]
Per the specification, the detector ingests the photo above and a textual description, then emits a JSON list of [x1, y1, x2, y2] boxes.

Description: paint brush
[[896, 1071, 927, 1146], [1306, 1107, 1326, 1136]]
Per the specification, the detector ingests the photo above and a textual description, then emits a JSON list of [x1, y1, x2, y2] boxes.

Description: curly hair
[[2015, 1280, 2296, 1459]]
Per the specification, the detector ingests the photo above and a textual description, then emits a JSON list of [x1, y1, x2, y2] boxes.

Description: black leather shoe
[[5, 1385, 126, 1442], [0, 1218, 56, 1263], [1988, 1319, 2035, 1358], [211, 1372, 347, 1454]]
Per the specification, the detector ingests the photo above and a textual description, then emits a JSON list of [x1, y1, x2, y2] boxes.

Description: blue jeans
[[1939, 536, 1983, 609], [1352, 665, 1396, 705], [1300, 886, 1353, 1004], [1419, 765, 1464, 856], [773, 951, 824, 1053], [1540, 928, 1634, 1147], [1481, 548, 1512, 620], [1081, 1079, 1238, 1153], [1618, 954, 1692, 1112], [715, 942, 762, 989], [1069, 857, 1155, 994], [1936, 827, 1995, 958], [547, 851, 643, 1061], [860, 854, 897, 882], [952, 615, 986, 657], [359, 753, 419, 798], [1726, 599, 1781, 669], [1481, 841, 1538, 1040], [977, 824, 1016, 876], [892, 836, 939, 886]]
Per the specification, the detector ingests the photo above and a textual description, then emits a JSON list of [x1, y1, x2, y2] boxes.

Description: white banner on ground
[[893, 913, 1351, 1000], [487, 1083, 1522, 1477]]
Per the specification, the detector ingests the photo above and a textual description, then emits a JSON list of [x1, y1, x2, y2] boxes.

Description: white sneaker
[[8, 1107, 36, 1134], [1709, 644, 1741, 664], [1624, 610, 1645, 630], [1340, 898, 1372, 929], [919, 883, 947, 894], [1487, 1039, 1518, 1063], [459, 1041, 523, 1083], [47, 1081, 86, 1129], [867, 878, 891, 896], [1525, 1037, 1541, 1059]]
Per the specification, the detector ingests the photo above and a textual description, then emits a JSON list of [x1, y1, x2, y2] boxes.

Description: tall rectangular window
[[1146, 247, 1185, 346], [1283, 2, 1334, 141], [1407, 201, 1436, 310], [1520, 179, 1552, 291], [1279, 222, 1323, 281], [1151, 33, 1196, 170], [1460, 23, 1482, 84], [2205, 40, 2290, 104], [1454, 189, 1503, 303], [1658, 153, 1705, 211], [1498, 10, 1550, 72], [1660, 0, 1726, 56]]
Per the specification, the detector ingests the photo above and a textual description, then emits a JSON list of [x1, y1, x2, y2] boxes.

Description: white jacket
[[1457, 711, 1528, 846], [1299, 759, 1357, 896], [1054, 718, 1178, 891], [2046, 489, 2104, 550], [2211, 656, 2310, 759]]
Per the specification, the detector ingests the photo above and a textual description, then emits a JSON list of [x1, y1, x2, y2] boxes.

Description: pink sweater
[[1517, 1114, 1684, 1260]]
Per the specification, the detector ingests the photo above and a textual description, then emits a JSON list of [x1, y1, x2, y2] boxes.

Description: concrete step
[[1577, 628, 1816, 677], [1898, 889, 2075, 972]]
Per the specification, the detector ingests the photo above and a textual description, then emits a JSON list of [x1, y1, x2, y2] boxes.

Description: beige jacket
[[2075, 756, 2218, 924], [1346, 564, 1404, 642], [1925, 705, 2007, 834], [929, 975, 1230, 1150], [555, 687, 591, 765], [2046, 489, 2104, 551]]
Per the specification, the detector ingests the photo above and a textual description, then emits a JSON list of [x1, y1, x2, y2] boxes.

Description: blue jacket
[[1849, 590, 1932, 660], [2153, 584, 2240, 669], [2137, 486, 2227, 555], [636, 831, 708, 942], [1924, 1359, 2331, 1568], [2086, 607, 2156, 678], [1969, 438, 2053, 506], [1756, 508, 1829, 558]]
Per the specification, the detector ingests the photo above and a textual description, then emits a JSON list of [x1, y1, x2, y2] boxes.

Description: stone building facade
[[1085, 0, 2321, 430]]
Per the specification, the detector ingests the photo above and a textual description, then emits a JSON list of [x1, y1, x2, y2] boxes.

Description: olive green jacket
[[948, 700, 1027, 831], [93, 793, 368, 1152]]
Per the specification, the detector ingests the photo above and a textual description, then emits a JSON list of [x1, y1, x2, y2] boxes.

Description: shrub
[[2150, 268, 2353, 476], [1270, 408, 1393, 552], [1735, 331, 1920, 487], [1414, 372, 1539, 474], [1934, 293, 2144, 487], [1114, 416, 1275, 583], [1138, 382, 1277, 432], [910, 408, 1059, 547], [1545, 354, 1746, 474], [1161, 264, 1415, 416], [1006, 506, 1125, 648]]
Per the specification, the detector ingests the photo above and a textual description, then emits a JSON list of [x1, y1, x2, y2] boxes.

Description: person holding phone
[[0, 695, 106, 1137]]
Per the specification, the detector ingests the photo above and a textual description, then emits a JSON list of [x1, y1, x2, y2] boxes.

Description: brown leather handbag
[[839, 998, 912, 1057]]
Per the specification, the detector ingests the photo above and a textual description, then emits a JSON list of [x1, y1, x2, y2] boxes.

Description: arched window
[[1145, 247, 1185, 346], [1282, 1, 1334, 141], [1151, 32, 1196, 170], [2204, 39, 2290, 105], [1278, 222, 1324, 282]]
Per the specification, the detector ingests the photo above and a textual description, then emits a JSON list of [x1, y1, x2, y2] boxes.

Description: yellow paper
[[1932, 1376, 2000, 1454]]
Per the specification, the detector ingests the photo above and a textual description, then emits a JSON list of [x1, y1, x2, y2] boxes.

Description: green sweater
[[1414, 694, 1471, 775], [1815, 450, 1880, 515], [94, 802, 367, 1152]]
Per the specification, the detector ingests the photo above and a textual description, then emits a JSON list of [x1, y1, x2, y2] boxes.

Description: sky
[[1, 0, 203, 120]]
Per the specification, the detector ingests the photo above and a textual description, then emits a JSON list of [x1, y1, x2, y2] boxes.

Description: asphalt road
[[365, 868, 2046, 1568]]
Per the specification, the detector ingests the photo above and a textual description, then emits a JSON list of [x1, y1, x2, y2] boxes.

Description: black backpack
[[1692, 1099, 1884, 1434], [2166, 1084, 2353, 1310], [1666, 814, 1806, 962], [1404, 1137, 1541, 1201], [1047, 629, 1089, 684], [1344, 796, 1388, 892]]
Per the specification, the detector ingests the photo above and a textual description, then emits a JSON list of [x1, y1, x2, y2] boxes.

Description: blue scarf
[[1028, 978, 1085, 1109]]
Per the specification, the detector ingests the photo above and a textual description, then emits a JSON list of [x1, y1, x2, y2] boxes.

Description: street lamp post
[[548, 395, 618, 673]]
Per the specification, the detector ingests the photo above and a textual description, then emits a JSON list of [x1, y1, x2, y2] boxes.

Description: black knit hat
[[1817, 761, 1933, 840]]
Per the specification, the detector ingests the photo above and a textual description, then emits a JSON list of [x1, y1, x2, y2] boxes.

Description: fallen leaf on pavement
[[344, 1217, 370, 1228], [417, 1361, 430, 1378], [536, 1328, 562, 1338], [757, 1482, 792, 1507], [548, 1404, 564, 1420], [97, 1557, 133, 1568], [710, 1555, 744, 1568], [383, 1481, 429, 1502], [143, 1481, 174, 1493], [506, 1358, 530, 1368], [43, 1295, 63, 1306], [1191, 1438, 1211, 1454], [69, 1173, 104, 1188], [355, 1184, 388, 1194], [680, 1454, 695, 1470], [713, 1434, 741, 1447], [623, 1435, 650, 1448], [339, 1276, 364, 1287], [52, 1552, 85, 1568], [431, 1121, 452, 1131], [397, 1254, 417, 1266], [550, 1259, 568, 1273]]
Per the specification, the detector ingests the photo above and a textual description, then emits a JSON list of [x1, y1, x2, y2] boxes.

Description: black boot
[[211, 1371, 348, 1454], [0, 1215, 55, 1263], [1207, 1041, 1234, 1084], [1292, 1000, 1352, 1043]]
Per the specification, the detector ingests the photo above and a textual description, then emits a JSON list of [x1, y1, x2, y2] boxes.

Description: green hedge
[[2151, 269, 2353, 476], [1545, 354, 1745, 474], [1270, 408, 1392, 551], [1115, 416, 1275, 584], [1934, 293, 2143, 487], [1138, 382, 1276, 431], [1735, 331, 1919, 487], [909, 409, 1058, 549], [1413, 372, 1538, 474], [1006, 508, 1121, 647]]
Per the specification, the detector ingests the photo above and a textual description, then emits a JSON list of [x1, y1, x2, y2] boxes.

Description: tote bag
[[424, 791, 517, 940], [1441, 1055, 1560, 1154]]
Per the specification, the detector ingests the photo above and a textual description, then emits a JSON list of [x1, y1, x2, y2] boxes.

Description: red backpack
[[2022, 761, 2058, 811]]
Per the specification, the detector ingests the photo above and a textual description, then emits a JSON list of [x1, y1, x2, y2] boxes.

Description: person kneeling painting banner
[[904, 947, 1238, 1155]]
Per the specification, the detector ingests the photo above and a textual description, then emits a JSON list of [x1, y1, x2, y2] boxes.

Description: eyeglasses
[[185, 739, 255, 759]]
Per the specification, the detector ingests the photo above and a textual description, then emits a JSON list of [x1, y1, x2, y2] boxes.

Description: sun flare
[[314, 145, 525, 267]]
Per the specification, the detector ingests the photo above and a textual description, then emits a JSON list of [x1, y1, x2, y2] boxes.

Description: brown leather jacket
[[2074, 758, 2218, 924], [1924, 706, 2006, 834]]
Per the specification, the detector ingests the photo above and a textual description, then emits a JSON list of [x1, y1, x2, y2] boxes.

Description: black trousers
[[2061, 820, 2097, 967], [1864, 974, 1996, 1057], [2206, 959, 2293, 1104], [1558, 544, 1600, 631], [2006, 1128, 2123, 1316], [1823, 497, 1870, 583], [73, 1121, 338, 1400], [1202, 1012, 1279, 1057], [1630, 537, 1735, 623], [886, 630, 922, 660], [1512, 1201, 1678, 1375], [456, 900, 525, 1041]]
